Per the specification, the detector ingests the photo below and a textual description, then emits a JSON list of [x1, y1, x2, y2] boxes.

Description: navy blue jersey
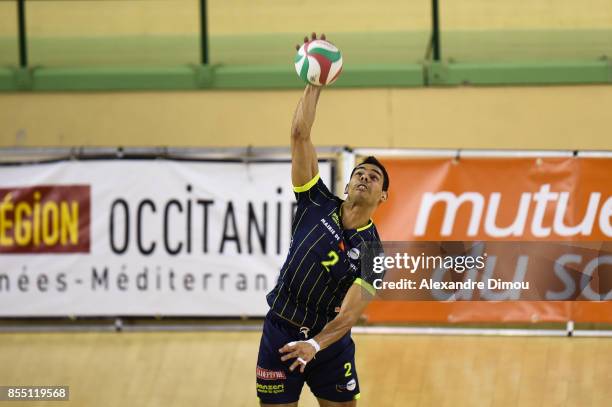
[[266, 173, 381, 334]]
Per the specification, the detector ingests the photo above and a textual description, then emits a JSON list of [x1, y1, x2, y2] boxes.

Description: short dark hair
[[350, 156, 389, 191]]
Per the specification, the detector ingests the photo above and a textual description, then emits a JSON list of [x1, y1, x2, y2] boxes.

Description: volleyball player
[[256, 33, 389, 407]]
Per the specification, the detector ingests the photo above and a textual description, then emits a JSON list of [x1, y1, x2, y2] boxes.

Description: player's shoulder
[[357, 220, 382, 242], [293, 173, 336, 206]]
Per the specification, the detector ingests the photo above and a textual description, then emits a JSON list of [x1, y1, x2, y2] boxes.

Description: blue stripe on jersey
[[266, 174, 382, 334]]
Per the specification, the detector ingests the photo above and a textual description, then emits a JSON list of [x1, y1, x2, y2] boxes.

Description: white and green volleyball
[[294, 39, 343, 86]]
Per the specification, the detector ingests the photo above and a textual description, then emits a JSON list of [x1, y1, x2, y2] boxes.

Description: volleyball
[[294, 39, 343, 86]]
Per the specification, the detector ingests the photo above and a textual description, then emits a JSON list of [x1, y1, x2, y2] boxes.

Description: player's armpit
[[313, 282, 373, 351]]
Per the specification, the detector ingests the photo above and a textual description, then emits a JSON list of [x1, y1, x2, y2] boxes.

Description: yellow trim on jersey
[[356, 220, 373, 232], [293, 173, 321, 193], [339, 205, 372, 232], [354, 278, 375, 296], [354, 393, 361, 400]]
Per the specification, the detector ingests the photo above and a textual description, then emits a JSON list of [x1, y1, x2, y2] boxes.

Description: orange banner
[[366, 157, 612, 323]]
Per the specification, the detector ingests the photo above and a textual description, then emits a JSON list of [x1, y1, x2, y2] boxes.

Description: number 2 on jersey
[[321, 250, 339, 272], [344, 362, 352, 377]]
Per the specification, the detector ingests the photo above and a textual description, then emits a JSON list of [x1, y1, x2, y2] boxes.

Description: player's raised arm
[[291, 84, 321, 187], [291, 33, 327, 187]]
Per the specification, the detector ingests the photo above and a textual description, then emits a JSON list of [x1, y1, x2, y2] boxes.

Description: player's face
[[345, 164, 387, 205]]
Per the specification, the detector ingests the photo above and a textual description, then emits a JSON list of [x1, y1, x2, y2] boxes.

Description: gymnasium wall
[[1, 0, 611, 149], [2, 0, 610, 36], [2, 0, 610, 68], [1, 85, 612, 149]]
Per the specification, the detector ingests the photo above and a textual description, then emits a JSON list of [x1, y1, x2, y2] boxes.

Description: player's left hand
[[279, 341, 317, 373]]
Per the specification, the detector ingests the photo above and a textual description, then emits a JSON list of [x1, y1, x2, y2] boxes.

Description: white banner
[[0, 160, 333, 316]]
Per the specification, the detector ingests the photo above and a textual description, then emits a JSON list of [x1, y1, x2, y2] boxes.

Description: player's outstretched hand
[[279, 341, 317, 373], [295, 32, 327, 51], [295, 32, 327, 91]]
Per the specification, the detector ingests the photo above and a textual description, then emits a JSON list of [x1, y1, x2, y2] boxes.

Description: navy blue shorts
[[256, 311, 360, 404]]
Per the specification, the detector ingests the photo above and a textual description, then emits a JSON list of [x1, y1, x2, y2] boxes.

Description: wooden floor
[[0, 330, 611, 406]]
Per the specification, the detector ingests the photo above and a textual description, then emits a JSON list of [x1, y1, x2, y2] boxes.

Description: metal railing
[[1, 0, 610, 90], [10, 0, 210, 68]]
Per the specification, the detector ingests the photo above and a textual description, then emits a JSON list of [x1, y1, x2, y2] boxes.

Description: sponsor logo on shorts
[[256, 366, 286, 381], [256, 383, 285, 394], [336, 378, 357, 392]]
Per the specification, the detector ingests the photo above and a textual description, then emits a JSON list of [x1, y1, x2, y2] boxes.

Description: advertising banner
[[366, 157, 612, 323], [0, 160, 332, 316]]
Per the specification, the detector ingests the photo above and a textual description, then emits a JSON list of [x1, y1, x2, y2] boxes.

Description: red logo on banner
[[0, 185, 91, 254]]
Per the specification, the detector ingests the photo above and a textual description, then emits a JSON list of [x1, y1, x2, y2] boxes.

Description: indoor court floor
[[1, 330, 610, 406]]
